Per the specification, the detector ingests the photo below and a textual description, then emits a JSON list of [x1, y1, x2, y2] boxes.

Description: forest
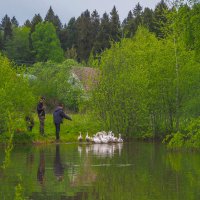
[[0, 0, 200, 149]]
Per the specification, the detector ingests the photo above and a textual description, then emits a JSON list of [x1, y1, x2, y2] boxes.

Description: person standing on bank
[[53, 103, 72, 141], [37, 96, 46, 136]]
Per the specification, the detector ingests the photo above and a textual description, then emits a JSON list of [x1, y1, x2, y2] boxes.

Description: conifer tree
[[45, 6, 62, 33], [31, 14, 43, 33], [66, 17, 77, 49], [153, 0, 169, 38], [24, 19, 32, 28], [59, 25, 68, 51], [0, 31, 3, 50], [122, 10, 136, 37], [133, 3, 143, 29], [93, 12, 111, 54], [76, 10, 93, 62], [1, 15, 12, 48], [11, 16, 19, 27], [91, 10, 100, 55], [110, 6, 121, 42], [142, 7, 154, 32]]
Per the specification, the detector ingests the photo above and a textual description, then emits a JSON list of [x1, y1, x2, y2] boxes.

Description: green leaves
[[0, 54, 36, 133], [31, 22, 64, 63], [92, 26, 200, 137]]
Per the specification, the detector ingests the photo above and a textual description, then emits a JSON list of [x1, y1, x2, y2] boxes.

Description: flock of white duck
[[78, 131, 123, 143]]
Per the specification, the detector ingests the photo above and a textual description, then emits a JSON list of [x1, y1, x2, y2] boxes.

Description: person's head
[[40, 96, 46, 102], [58, 103, 64, 108]]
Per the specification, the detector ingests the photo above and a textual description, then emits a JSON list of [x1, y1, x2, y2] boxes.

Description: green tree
[[44, 6, 62, 34], [76, 10, 93, 62], [11, 16, 19, 27], [59, 17, 78, 54], [1, 14, 13, 49], [66, 17, 77, 49], [110, 6, 121, 42], [133, 2, 143, 29], [24, 19, 32, 28], [153, 0, 169, 38], [0, 30, 3, 50], [142, 7, 154, 32], [31, 22, 64, 62], [91, 10, 100, 55], [30, 60, 83, 111], [93, 12, 111, 54], [30, 14, 43, 33], [122, 10, 136, 37], [0, 54, 36, 133], [190, 3, 200, 61], [92, 27, 200, 136], [5, 27, 33, 64]]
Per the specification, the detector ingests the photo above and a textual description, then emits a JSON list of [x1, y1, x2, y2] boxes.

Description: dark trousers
[[55, 123, 60, 140], [38, 115, 45, 135]]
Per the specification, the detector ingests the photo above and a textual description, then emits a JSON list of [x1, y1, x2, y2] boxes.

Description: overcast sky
[[0, 0, 160, 25]]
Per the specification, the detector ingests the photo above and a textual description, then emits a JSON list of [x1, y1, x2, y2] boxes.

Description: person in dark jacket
[[53, 103, 72, 140], [37, 96, 46, 136]]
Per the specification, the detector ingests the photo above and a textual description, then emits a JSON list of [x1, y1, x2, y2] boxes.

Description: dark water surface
[[0, 141, 200, 200]]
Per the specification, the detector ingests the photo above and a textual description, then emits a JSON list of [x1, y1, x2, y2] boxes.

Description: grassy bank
[[0, 113, 102, 144]]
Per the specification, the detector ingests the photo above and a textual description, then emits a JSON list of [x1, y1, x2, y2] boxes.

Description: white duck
[[78, 132, 83, 142], [85, 132, 91, 142], [93, 135, 101, 143], [118, 134, 123, 143]]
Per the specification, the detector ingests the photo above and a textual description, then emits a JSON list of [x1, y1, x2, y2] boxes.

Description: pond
[[0, 141, 200, 200]]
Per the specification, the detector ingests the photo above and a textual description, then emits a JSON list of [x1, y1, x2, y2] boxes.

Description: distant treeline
[[0, 0, 192, 64]]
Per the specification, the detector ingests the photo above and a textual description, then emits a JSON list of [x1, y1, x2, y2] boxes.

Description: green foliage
[[30, 60, 84, 111], [14, 174, 25, 200], [5, 27, 33, 64], [1, 113, 14, 169], [31, 22, 64, 63], [167, 132, 185, 149], [92, 26, 200, 137], [165, 117, 200, 149], [0, 54, 36, 133]]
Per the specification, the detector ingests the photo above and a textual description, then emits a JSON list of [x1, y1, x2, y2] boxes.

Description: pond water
[[0, 141, 200, 200]]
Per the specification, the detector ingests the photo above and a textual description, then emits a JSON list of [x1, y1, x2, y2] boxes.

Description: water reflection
[[54, 145, 64, 181], [2, 142, 200, 200], [78, 143, 123, 158], [37, 150, 45, 186]]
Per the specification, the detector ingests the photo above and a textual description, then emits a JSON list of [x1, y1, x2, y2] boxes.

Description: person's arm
[[61, 111, 72, 121]]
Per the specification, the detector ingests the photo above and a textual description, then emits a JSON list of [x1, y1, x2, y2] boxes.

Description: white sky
[[0, 0, 160, 25]]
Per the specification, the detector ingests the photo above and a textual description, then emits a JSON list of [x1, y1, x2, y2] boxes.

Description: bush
[[0, 54, 36, 133], [29, 60, 84, 112]]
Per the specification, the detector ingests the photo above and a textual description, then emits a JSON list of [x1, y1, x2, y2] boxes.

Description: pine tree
[[66, 17, 77, 49], [93, 12, 111, 54], [1, 15, 12, 48], [91, 10, 100, 55], [11, 16, 19, 27], [133, 3, 143, 29], [76, 10, 93, 62], [142, 7, 154, 32], [110, 6, 121, 42], [0, 31, 3, 50], [45, 6, 62, 33], [122, 10, 136, 37], [31, 14, 43, 33], [59, 25, 68, 51], [153, 0, 169, 38], [24, 19, 32, 28]]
